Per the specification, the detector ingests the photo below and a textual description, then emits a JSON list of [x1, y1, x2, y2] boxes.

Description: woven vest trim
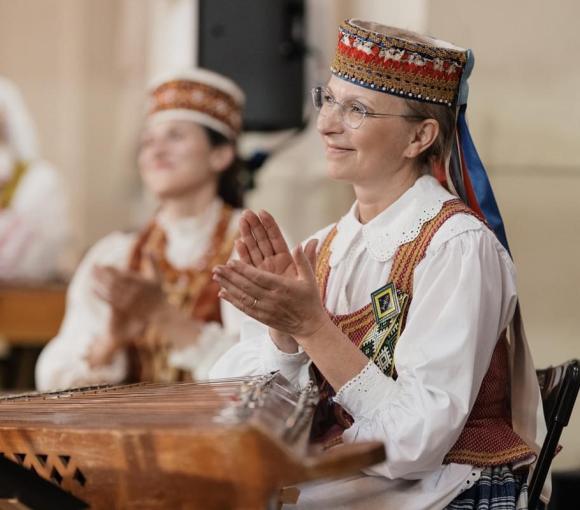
[[125, 204, 235, 383], [312, 198, 535, 466]]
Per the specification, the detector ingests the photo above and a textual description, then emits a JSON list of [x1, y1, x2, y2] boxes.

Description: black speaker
[[198, 0, 305, 131]]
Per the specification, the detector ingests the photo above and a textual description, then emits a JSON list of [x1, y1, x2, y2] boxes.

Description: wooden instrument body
[[0, 284, 66, 345], [0, 375, 385, 509]]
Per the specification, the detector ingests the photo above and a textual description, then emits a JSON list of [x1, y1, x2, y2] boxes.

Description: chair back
[[529, 359, 580, 509]]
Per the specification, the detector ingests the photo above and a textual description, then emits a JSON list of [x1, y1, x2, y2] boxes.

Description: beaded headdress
[[147, 68, 245, 140], [331, 20, 468, 107], [331, 19, 510, 251]]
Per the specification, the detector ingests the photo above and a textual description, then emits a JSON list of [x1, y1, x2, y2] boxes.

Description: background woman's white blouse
[[35, 199, 244, 391]]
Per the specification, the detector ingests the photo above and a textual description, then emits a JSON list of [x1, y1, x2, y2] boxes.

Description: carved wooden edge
[[0, 499, 31, 510]]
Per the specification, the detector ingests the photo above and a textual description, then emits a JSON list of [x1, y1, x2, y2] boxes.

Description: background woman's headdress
[[147, 68, 245, 141]]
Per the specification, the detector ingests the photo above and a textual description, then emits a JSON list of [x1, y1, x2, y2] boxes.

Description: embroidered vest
[[125, 204, 236, 383], [312, 199, 535, 467], [0, 161, 28, 209]]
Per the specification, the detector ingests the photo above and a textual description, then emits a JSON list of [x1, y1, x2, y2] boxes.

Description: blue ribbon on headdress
[[453, 50, 511, 254]]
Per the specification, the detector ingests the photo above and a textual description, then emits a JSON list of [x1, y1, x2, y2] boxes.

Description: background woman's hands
[[213, 210, 330, 351], [88, 263, 166, 366], [85, 307, 144, 368], [89, 262, 203, 367], [92, 264, 165, 321]]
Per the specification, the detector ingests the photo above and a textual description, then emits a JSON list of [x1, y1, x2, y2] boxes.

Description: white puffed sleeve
[[333, 227, 517, 480], [35, 232, 134, 391], [209, 317, 311, 386]]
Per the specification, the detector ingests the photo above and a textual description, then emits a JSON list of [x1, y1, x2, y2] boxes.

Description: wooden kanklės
[[0, 373, 385, 509]]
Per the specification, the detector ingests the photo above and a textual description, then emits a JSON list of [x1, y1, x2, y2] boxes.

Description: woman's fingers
[[92, 283, 112, 303], [235, 239, 252, 265], [293, 244, 316, 283], [93, 266, 131, 296], [213, 264, 270, 300], [239, 216, 264, 266], [258, 210, 290, 255], [92, 267, 132, 310], [93, 282, 128, 310], [226, 259, 285, 290], [218, 288, 264, 323], [214, 267, 270, 316], [146, 254, 164, 283], [304, 238, 318, 271], [92, 265, 117, 286], [242, 210, 275, 258]]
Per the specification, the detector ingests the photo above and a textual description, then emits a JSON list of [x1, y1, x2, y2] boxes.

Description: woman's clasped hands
[[212, 210, 331, 352]]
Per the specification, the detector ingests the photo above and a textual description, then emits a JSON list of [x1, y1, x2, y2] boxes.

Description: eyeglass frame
[[311, 86, 425, 129]]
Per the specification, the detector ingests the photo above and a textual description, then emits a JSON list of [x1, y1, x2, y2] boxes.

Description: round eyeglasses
[[311, 86, 424, 129]]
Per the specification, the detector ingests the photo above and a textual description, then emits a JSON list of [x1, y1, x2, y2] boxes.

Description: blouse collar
[[330, 175, 454, 265]]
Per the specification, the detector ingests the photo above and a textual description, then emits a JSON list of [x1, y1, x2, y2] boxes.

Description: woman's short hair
[[404, 99, 456, 171]]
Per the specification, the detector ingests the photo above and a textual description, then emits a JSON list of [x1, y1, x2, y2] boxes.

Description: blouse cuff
[[333, 360, 396, 419], [261, 331, 310, 376]]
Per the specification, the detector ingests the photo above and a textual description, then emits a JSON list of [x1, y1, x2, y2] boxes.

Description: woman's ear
[[404, 119, 439, 160], [209, 143, 235, 174]]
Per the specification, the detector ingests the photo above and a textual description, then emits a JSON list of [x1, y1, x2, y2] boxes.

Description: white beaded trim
[[331, 68, 454, 107]]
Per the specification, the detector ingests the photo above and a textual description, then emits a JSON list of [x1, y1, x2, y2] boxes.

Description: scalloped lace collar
[[330, 175, 455, 265]]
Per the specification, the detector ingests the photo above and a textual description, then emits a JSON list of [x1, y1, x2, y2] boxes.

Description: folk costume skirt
[[445, 465, 528, 510]]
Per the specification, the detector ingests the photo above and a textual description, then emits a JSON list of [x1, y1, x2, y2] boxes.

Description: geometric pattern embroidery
[[361, 290, 408, 377], [0, 450, 87, 492], [370, 282, 401, 331]]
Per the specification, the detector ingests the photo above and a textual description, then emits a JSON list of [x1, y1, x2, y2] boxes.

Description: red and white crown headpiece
[[331, 19, 468, 107]]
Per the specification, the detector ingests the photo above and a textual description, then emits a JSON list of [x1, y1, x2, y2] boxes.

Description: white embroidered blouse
[[210, 176, 545, 509], [35, 199, 245, 391]]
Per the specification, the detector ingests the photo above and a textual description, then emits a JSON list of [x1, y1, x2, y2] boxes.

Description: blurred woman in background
[[0, 76, 70, 281], [36, 69, 246, 390]]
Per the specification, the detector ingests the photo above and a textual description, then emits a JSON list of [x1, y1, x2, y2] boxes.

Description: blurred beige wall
[[0, 0, 578, 470], [0, 0, 150, 255]]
